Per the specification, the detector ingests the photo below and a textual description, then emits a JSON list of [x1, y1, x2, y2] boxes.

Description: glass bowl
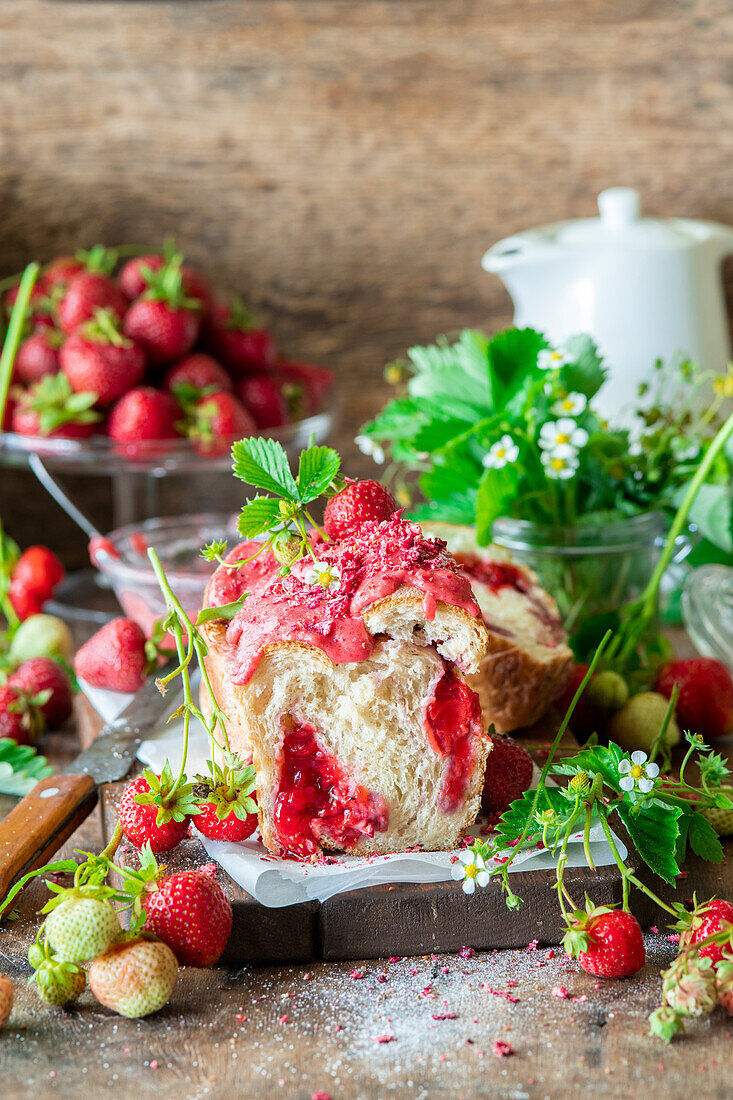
[[92, 512, 241, 634], [0, 396, 337, 476], [682, 564, 733, 669]]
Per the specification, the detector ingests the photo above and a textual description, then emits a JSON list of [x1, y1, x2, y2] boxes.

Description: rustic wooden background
[[2, 0, 733, 564]]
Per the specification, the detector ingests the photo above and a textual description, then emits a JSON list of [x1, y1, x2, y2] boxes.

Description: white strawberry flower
[[539, 417, 589, 451], [553, 391, 587, 417], [541, 444, 580, 480], [618, 750, 659, 794], [355, 434, 385, 465], [307, 561, 341, 592], [538, 347, 571, 371], [482, 434, 519, 470], [452, 849, 490, 895]]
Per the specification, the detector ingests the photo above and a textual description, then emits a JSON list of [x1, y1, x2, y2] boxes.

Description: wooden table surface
[[2, 671, 733, 1097]]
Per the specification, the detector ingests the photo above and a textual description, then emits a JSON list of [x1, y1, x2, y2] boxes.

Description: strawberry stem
[[0, 263, 40, 429]]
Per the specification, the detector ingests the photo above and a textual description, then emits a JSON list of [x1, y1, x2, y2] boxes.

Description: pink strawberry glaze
[[424, 665, 483, 814], [207, 516, 481, 685], [273, 719, 388, 858]]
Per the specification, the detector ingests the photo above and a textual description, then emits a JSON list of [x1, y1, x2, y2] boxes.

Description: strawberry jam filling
[[424, 666, 483, 814], [210, 517, 481, 684], [454, 553, 529, 594], [273, 719, 389, 858]]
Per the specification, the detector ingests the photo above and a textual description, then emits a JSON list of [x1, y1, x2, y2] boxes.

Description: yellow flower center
[[464, 863, 478, 879], [556, 432, 571, 445], [550, 351, 563, 362], [630, 764, 645, 779], [495, 447, 506, 459], [551, 457, 567, 470], [562, 399, 573, 411], [317, 568, 335, 587]]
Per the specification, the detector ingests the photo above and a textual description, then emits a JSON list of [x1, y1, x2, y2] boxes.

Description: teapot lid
[[542, 188, 723, 251]]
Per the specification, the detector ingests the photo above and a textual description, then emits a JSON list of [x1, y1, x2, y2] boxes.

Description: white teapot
[[482, 188, 733, 417]]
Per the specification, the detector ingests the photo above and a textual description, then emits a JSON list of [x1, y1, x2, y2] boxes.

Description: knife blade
[[0, 660, 181, 902]]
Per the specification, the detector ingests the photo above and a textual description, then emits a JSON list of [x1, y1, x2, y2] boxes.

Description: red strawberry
[[74, 617, 150, 693], [118, 774, 191, 853], [480, 735, 533, 822], [206, 299, 277, 375], [193, 756, 258, 843], [7, 581, 44, 621], [0, 684, 44, 744], [43, 256, 84, 290], [142, 870, 233, 966], [8, 657, 72, 729], [11, 545, 65, 601], [60, 310, 145, 404], [2, 397, 14, 431], [275, 359, 334, 416], [323, 480, 399, 540], [13, 330, 62, 386], [682, 899, 733, 967], [164, 353, 232, 394], [107, 387, 181, 452], [185, 391, 255, 455], [194, 801, 258, 842], [3, 282, 52, 325], [564, 906, 645, 978], [237, 374, 288, 429], [123, 298, 200, 364], [655, 658, 733, 740], [10, 374, 100, 440], [118, 254, 166, 299], [119, 255, 212, 315], [57, 272, 127, 334]]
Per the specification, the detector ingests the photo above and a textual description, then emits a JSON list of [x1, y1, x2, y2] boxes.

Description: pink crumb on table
[[493, 1040, 515, 1057], [374, 1034, 396, 1043], [312, 1093, 333, 1100], [459, 946, 474, 959], [552, 986, 569, 999]]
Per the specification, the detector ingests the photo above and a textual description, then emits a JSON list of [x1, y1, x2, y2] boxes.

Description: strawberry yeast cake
[[200, 515, 490, 860]]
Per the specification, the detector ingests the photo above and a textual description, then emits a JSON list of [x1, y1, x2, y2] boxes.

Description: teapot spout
[[481, 230, 558, 275]]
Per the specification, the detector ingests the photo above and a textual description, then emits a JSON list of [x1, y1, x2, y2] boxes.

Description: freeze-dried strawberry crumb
[[375, 1034, 395, 1043], [432, 1012, 458, 1020], [552, 986, 569, 999], [350, 969, 365, 979], [493, 1040, 515, 1057], [459, 946, 474, 959]]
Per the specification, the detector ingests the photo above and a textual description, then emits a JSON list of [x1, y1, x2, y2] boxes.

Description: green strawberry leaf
[[196, 595, 248, 625], [296, 445, 340, 503], [231, 437, 299, 499], [687, 811, 725, 863], [552, 742, 628, 791], [475, 463, 520, 544], [236, 496, 283, 539], [0, 738, 53, 796], [0, 858, 79, 920], [559, 334, 606, 399], [615, 799, 683, 885]]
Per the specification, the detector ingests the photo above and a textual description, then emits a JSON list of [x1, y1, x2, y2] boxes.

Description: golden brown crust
[[469, 637, 572, 734]]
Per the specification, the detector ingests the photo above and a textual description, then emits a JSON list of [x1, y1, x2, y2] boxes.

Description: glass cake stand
[[1, 397, 338, 622]]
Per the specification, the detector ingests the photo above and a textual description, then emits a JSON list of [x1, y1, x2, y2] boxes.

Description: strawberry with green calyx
[[123, 254, 202, 365], [674, 896, 733, 967], [0, 684, 47, 745], [60, 307, 145, 405], [14, 328, 62, 386], [563, 900, 645, 978], [57, 271, 127, 334], [28, 934, 86, 1007], [649, 924, 733, 1041], [0, 263, 42, 432], [193, 755, 258, 843], [42, 883, 121, 963], [207, 297, 277, 375], [11, 373, 101, 438], [118, 762, 201, 853]]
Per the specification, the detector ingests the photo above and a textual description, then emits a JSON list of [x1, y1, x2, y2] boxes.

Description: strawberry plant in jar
[[359, 328, 733, 660]]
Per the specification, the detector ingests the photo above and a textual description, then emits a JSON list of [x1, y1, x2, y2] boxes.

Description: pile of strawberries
[[0, 542, 75, 743], [3, 247, 333, 455]]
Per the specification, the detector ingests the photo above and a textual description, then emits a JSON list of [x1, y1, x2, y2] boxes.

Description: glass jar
[[682, 565, 733, 669], [491, 511, 694, 655]]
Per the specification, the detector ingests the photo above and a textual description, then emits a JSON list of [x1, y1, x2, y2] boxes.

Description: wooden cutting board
[[83, 701, 661, 963]]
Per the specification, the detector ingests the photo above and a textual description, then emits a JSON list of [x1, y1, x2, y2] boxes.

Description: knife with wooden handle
[[0, 663, 178, 902]]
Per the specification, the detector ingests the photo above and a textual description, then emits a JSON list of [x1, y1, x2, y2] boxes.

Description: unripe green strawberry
[[28, 939, 86, 1007], [89, 938, 178, 1018], [9, 614, 74, 663], [586, 670, 629, 712], [608, 692, 681, 753], [0, 974, 12, 1026], [702, 801, 733, 837], [44, 893, 121, 963]]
